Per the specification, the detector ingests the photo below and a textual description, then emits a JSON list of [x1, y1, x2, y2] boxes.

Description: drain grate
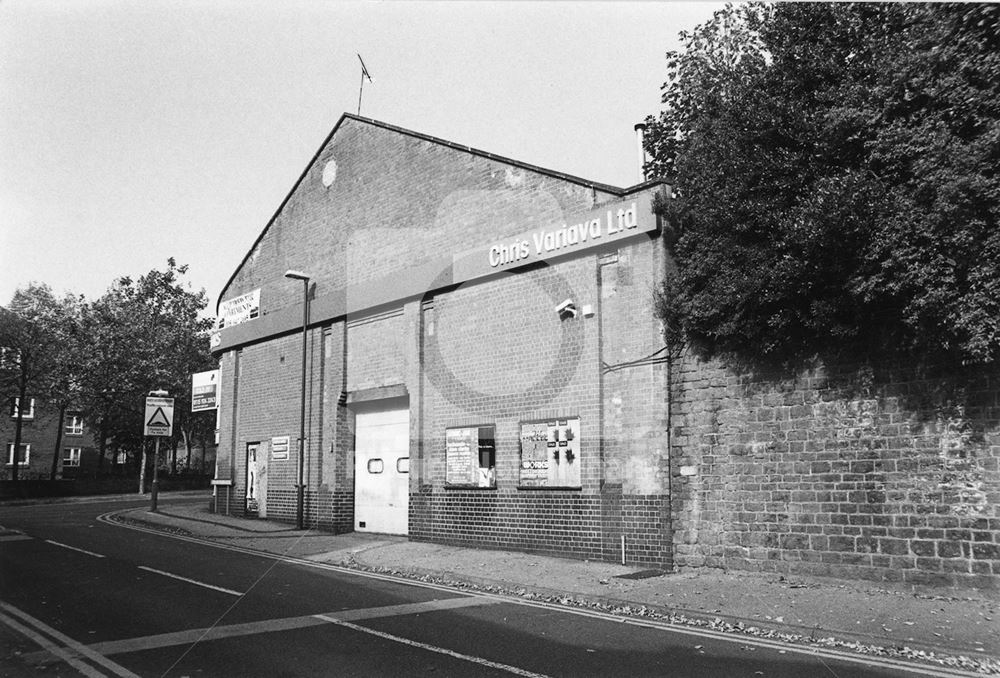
[[613, 569, 665, 580]]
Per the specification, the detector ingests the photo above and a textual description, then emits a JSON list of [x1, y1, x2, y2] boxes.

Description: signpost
[[191, 370, 220, 412], [144, 391, 174, 512]]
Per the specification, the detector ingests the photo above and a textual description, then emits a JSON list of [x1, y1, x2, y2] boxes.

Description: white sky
[[0, 0, 723, 312]]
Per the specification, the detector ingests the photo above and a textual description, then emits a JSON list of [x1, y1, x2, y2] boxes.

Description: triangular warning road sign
[[147, 407, 170, 428]]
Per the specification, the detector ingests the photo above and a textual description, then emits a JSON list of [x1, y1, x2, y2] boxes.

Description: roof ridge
[[342, 113, 629, 195]]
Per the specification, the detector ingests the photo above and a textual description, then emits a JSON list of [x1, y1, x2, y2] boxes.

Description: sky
[[0, 0, 723, 314]]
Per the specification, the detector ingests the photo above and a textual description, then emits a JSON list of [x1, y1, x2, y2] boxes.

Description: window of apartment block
[[10, 397, 35, 420], [445, 425, 496, 488], [6, 443, 30, 466], [63, 448, 82, 467], [65, 413, 84, 435]]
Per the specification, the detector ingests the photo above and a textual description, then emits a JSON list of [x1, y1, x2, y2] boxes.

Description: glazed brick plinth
[[226, 487, 354, 533], [410, 488, 670, 568]]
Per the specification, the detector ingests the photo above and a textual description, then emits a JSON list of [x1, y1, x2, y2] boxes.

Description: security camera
[[556, 299, 577, 319]]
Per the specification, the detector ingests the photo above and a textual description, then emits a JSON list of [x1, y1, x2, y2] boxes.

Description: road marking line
[[0, 609, 107, 678], [102, 512, 987, 678], [0, 601, 140, 678], [316, 614, 552, 677], [329, 596, 500, 622], [45, 539, 106, 558], [0, 534, 32, 542], [86, 616, 328, 657], [137, 566, 242, 596], [85, 597, 499, 657]]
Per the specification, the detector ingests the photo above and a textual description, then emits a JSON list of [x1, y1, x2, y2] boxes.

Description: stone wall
[[672, 356, 1000, 588]]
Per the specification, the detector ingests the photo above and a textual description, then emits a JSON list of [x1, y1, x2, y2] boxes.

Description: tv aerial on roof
[[357, 54, 373, 116]]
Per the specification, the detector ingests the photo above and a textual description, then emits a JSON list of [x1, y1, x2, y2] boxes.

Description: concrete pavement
[[110, 496, 1000, 676]]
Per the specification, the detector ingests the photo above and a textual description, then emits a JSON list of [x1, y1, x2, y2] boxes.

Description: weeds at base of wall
[[343, 557, 1000, 676], [115, 515, 195, 538]]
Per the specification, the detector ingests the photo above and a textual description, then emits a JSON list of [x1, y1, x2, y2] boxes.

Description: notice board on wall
[[446, 426, 496, 487], [519, 418, 581, 488], [271, 436, 290, 460]]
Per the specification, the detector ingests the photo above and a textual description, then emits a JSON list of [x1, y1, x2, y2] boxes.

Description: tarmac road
[[0, 495, 978, 677]]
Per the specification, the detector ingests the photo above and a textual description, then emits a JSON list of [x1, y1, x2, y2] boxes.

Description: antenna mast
[[357, 54, 372, 116]]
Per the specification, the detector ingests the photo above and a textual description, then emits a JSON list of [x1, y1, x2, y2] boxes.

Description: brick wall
[[597, 240, 672, 568], [214, 116, 672, 566], [220, 118, 619, 315], [672, 357, 1000, 588], [221, 329, 329, 524], [413, 247, 671, 568]]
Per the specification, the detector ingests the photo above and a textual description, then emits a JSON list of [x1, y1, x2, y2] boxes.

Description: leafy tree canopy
[[645, 2, 1000, 367], [0, 283, 84, 403], [0, 283, 85, 480], [78, 259, 216, 454]]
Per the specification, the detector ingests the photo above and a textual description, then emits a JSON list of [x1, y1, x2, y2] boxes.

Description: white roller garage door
[[354, 404, 410, 535]]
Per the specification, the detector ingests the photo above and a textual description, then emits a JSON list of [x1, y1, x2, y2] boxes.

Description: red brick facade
[[213, 115, 673, 568], [0, 400, 99, 480]]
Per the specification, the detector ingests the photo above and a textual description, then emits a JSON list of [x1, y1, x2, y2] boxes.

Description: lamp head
[[284, 270, 310, 281]]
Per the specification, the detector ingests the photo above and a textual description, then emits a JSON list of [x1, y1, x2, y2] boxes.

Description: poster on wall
[[519, 418, 581, 488], [246, 443, 260, 514], [445, 426, 496, 487]]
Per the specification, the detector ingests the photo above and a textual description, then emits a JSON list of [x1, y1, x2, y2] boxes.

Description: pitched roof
[[217, 113, 664, 314]]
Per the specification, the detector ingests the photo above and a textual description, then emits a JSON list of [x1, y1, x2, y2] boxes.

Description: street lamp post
[[284, 270, 310, 530]]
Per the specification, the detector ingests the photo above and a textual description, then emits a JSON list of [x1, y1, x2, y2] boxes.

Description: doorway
[[245, 442, 260, 515], [353, 403, 409, 534]]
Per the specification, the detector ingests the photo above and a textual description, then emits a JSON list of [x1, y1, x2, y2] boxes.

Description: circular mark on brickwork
[[421, 260, 584, 414], [321, 159, 338, 188]]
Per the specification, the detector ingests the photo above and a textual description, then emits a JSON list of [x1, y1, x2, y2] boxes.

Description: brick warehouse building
[[211, 114, 999, 586], [210, 114, 674, 568]]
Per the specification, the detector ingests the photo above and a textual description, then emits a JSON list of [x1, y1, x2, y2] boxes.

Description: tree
[[162, 319, 217, 474], [44, 295, 87, 481], [0, 284, 83, 481], [78, 259, 216, 481], [645, 3, 1000, 367]]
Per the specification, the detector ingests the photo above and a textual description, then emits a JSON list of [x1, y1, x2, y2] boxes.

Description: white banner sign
[[218, 289, 260, 329]]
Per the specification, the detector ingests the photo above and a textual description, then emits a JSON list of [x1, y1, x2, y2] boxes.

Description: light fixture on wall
[[556, 299, 577, 320]]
